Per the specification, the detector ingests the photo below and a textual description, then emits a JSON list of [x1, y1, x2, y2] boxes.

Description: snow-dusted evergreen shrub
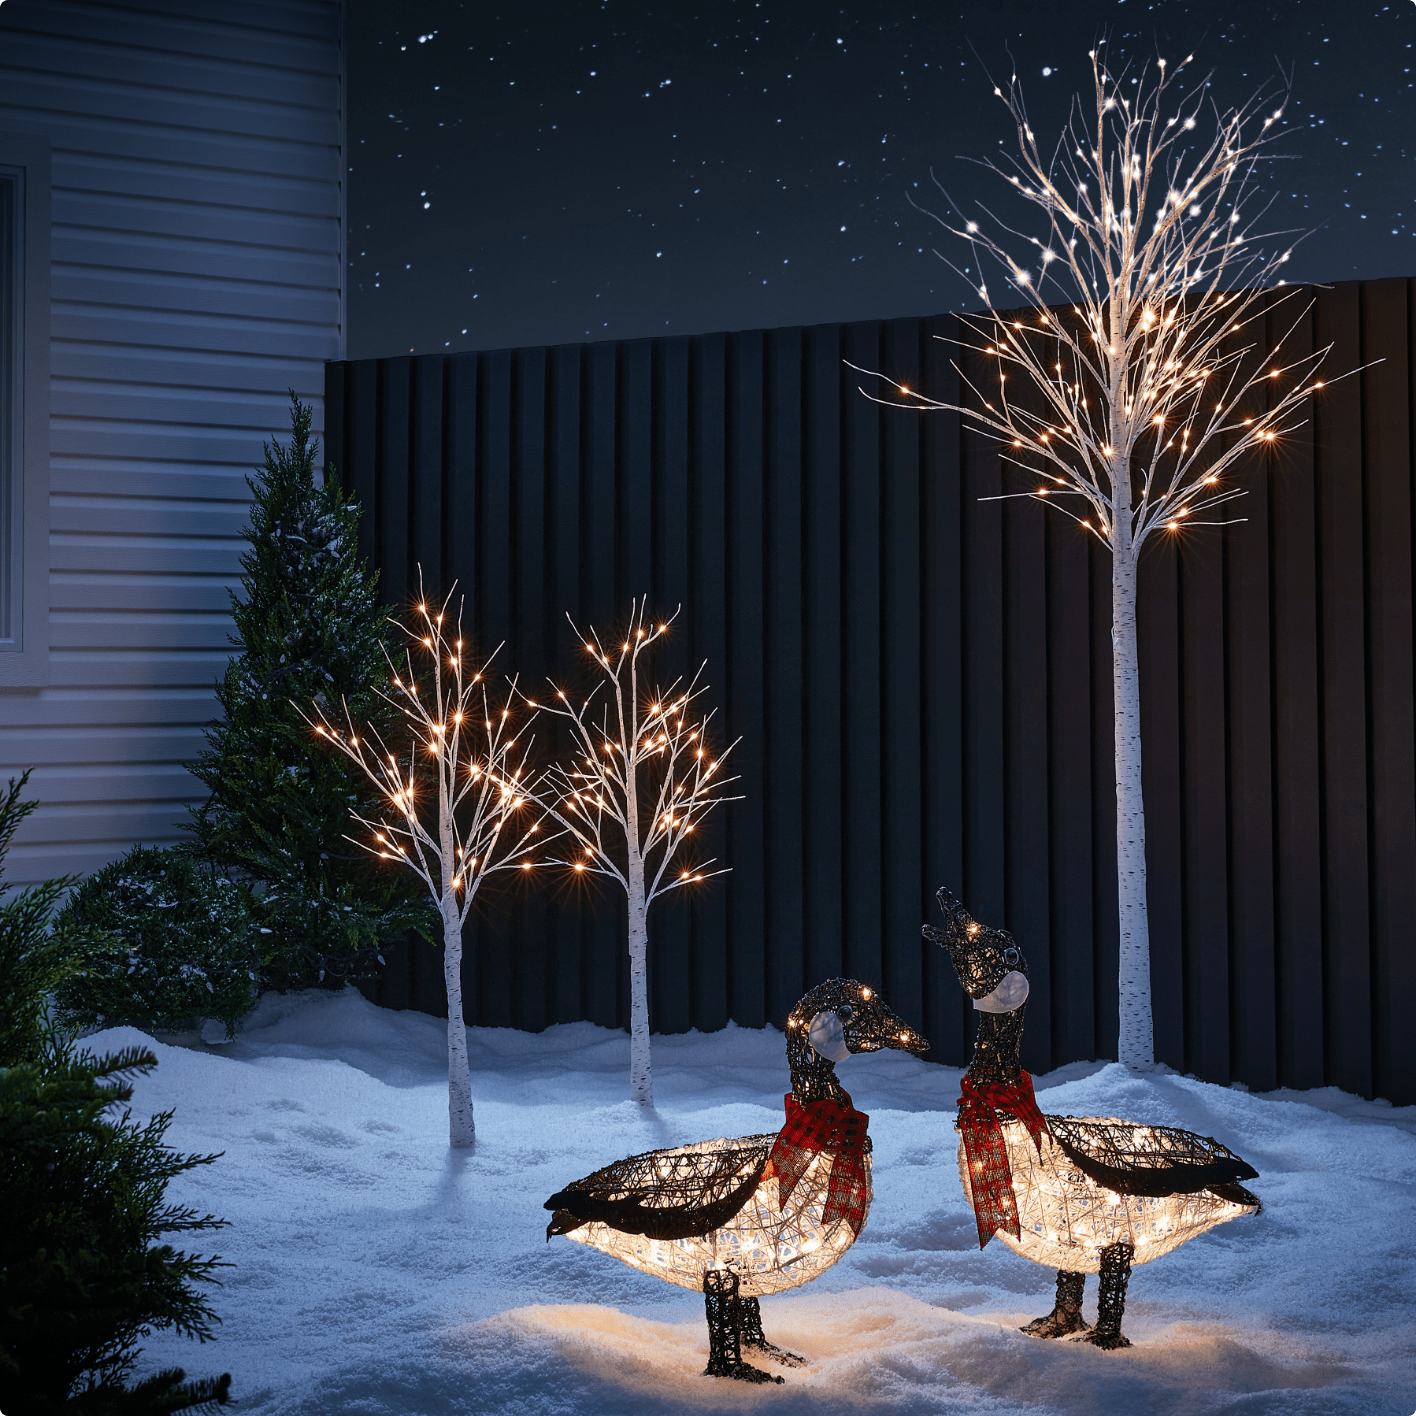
[[188, 396, 432, 991], [54, 846, 258, 1039], [0, 780, 232, 1413]]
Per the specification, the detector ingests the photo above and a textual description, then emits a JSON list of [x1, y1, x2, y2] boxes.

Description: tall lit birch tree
[[304, 580, 544, 1148], [527, 600, 742, 1107], [862, 50, 1338, 1067]]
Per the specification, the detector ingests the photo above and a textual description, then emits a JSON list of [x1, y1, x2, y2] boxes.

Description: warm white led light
[[565, 1136, 866, 1297], [957, 1120, 1257, 1273]]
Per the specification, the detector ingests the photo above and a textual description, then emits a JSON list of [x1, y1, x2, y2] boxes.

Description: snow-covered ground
[[104, 988, 1415, 1415]]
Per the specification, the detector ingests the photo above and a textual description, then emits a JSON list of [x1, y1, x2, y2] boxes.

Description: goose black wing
[[545, 1134, 775, 1242], [1046, 1116, 1259, 1200]]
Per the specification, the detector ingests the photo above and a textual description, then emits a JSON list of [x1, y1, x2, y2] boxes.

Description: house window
[[0, 134, 50, 687]]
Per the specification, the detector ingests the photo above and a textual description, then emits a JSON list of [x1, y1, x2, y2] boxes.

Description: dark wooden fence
[[325, 276, 1415, 1104]]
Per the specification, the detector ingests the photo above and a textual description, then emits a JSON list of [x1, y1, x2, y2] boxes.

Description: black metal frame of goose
[[545, 978, 929, 1382], [925, 887, 1261, 1350]]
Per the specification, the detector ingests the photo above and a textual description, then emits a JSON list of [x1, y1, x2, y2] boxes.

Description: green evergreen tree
[[188, 395, 432, 990], [0, 1039, 233, 1414], [0, 772, 86, 1066], [0, 774, 232, 1414]]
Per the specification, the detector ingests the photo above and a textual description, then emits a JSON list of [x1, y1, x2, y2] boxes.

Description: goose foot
[[1022, 1270, 1090, 1338], [1077, 1329, 1132, 1351], [1075, 1242, 1133, 1350], [744, 1341, 809, 1369], [703, 1271, 784, 1384], [738, 1296, 808, 1368]]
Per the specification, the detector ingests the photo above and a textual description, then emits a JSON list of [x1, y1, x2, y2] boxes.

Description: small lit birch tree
[[304, 580, 544, 1148], [861, 50, 1341, 1067], [527, 600, 742, 1107]]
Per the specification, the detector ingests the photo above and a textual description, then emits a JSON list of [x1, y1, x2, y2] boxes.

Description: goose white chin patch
[[973, 970, 1030, 1013], [808, 1009, 851, 1062]]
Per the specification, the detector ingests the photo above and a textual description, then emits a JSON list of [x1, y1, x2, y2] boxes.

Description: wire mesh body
[[958, 1116, 1259, 1273], [563, 1135, 871, 1296]]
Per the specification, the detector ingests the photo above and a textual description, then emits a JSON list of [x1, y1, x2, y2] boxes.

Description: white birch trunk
[[623, 711, 653, 1107], [1111, 546, 1154, 1068], [626, 856, 652, 1107], [438, 725, 475, 1148], [442, 892, 476, 1147]]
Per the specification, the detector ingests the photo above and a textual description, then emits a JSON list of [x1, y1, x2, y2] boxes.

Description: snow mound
[[99, 987, 1414, 1415]]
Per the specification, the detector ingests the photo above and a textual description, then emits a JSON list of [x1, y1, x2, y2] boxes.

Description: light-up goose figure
[[545, 978, 929, 1382], [926, 887, 1260, 1349]]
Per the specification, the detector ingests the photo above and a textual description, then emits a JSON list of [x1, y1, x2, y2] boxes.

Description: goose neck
[[785, 1034, 848, 1105], [964, 1004, 1027, 1087]]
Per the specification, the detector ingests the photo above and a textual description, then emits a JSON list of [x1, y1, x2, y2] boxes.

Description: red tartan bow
[[957, 1071, 1051, 1249], [764, 1091, 871, 1238]]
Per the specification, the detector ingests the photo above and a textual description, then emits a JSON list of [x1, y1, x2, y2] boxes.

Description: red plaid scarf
[[957, 1071, 1050, 1249], [764, 1091, 871, 1238]]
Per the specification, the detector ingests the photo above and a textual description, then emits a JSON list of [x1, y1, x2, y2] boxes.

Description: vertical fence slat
[[582, 340, 623, 1027], [653, 337, 694, 1035], [1362, 278, 1416, 1104], [803, 325, 846, 991], [692, 333, 730, 1031], [1317, 284, 1373, 1097], [880, 319, 925, 1035], [513, 347, 548, 1032], [1226, 441, 1277, 1092], [345, 359, 378, 569], [961, 337, 1007, 936], [1271, 302, 1325, 1089], [473, 350, 514, 1028], [1139, 536, 1183, 1071], [842, 323, 885, 992], [920, 316, 967, 1062], [410, 355, 444, 594], [1180, 525, 1230, 1083], [377, 359, 410, 610], [727, 332, 767, 1024], [765, 328, 806, 1022], [548, 343, 586, 1025]]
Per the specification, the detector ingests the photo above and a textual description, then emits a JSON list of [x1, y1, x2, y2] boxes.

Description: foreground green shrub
[[0, 775, 231, 1413], [0, 774, 86, 1068], [0, 1041, 232, 1414], [54, 846, 258, 1040]]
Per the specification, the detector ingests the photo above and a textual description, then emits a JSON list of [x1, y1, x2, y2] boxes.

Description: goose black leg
[[1021, 1269, 1091, 1338], [702, 1271, 782, 1383], [1078, 1242, 1134, 1349], [738, 1294, 808, 1368]]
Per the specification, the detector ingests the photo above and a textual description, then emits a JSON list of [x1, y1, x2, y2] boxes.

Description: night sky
[[346, 0, 1416, 360]]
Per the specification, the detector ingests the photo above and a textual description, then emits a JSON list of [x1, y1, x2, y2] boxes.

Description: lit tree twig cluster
[[854, 48, 1359, 1070], [857, 47, 1337, 548], [526, 599, 743, 1106], [301, 578, 545, 1148]]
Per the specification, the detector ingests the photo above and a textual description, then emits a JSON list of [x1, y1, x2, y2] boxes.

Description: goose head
[[923, 886, 1029, 1085], [783, 978, 930, 1104]]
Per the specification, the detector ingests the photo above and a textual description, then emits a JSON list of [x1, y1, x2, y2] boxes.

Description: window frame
[[0, 133, 49, 688]]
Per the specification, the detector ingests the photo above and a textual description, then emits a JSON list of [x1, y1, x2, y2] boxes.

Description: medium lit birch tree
[[526, 600, 742, 1107], [304, 579, 544, 1148], [861, 50, 1338, 1067]]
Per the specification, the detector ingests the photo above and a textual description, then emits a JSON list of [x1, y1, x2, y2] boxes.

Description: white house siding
[[0, 0, 343, 883]]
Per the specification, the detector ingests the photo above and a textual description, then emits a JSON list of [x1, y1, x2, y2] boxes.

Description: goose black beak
[[891, 1025, 931, 1055], [849, 1002, 930, 1056]]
